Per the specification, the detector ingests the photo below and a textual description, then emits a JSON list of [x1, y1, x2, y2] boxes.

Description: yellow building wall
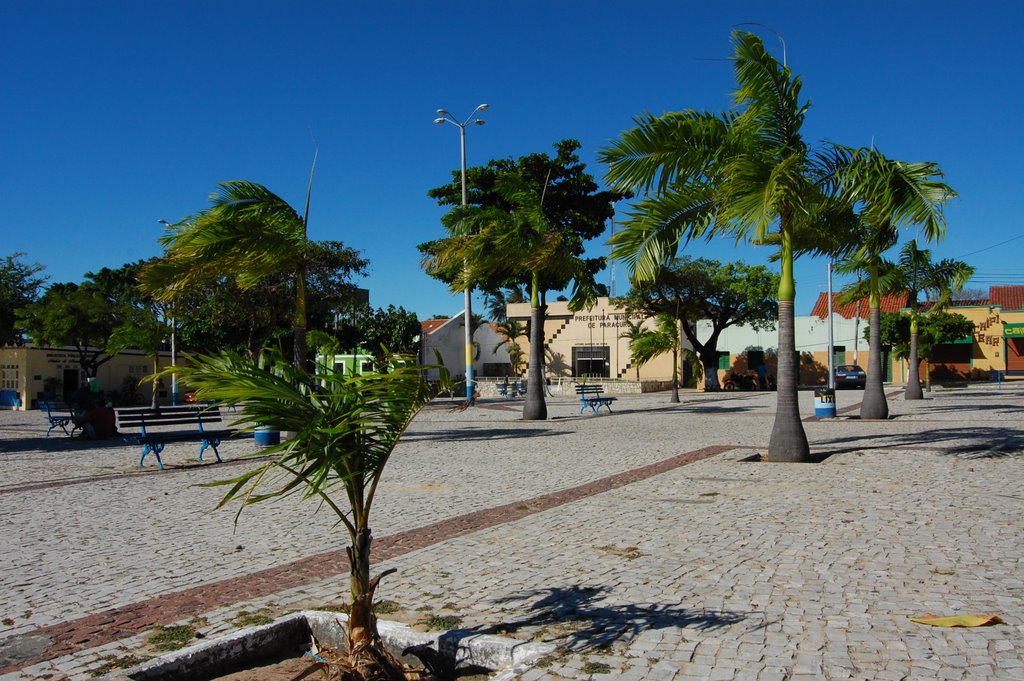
[[506, 298, 684, 382], [885, 306, 1024, 383], [0, 346, 179, 410]]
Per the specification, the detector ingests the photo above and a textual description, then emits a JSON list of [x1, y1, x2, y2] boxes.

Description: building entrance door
[[573, 345, 610, 378], [62, 368, 79, 402]]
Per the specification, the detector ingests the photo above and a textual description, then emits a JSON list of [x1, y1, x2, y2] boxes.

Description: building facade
[[0, 346, 176, 410]]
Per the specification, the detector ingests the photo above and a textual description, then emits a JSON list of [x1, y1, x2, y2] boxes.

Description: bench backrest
[[575, 385, 605, 395], [39, 400, 73, 416], [117, 405, 223, 433]]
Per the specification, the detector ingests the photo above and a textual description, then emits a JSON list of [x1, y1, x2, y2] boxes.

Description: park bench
[[116, 404, 236, 469], [497, 381, 526, 398], [575, 384, 616, 415], [39, 400, 78, 437]]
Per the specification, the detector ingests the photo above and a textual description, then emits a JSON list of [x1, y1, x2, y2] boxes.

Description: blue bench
[[39, 400, 78, 437], [497, 381, 526, 398], [575, 384, 616, 415], [116, 405, 235, 469]]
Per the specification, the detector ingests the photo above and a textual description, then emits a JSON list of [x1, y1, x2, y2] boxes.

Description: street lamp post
[[157, 219, 179, 405], [435, 104, 488, 401]]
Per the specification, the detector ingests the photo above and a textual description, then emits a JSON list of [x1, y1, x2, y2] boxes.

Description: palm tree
[[424, 173, 601, 420], [829, 146, 956, 418], [626, 314, 689, 402], [141, 177, 316, 370], [493, 319, 528, 375], [162, 349, 446, 679], [891, 241, 973, 398], [618, 319, 646, 381], [600, 31, 853, 462]]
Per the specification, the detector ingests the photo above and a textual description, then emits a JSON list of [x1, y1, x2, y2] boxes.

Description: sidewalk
[[1, 385, 1022, 679]]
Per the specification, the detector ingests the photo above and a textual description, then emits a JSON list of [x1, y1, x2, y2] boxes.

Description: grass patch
[[418, 613, 463, 631], [232, 609, 275, 628], [146, 624, 196, 652], [583, 660, 612, 674], [2, 618, 13, 626], [373, 600, 400, 615], [88, 654, 148, 677]]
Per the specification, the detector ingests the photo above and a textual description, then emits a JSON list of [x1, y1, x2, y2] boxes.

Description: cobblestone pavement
[[1, 384, 1022, 679]]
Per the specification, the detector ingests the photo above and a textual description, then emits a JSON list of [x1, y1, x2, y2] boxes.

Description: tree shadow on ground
[[402, 428, 567, 443], [0, 436, 127, 455], [902, 402, 1024, 415], [814, 425, 1024, 458], [456, 584, 747, 652]]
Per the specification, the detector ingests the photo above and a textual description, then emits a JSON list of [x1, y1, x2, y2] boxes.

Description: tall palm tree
[[424, 173, 601, 420], [163, 349, 445, 679], [829, 146, 956, 418], [601, 31, 852, 462], [141, 176, 316, 370]]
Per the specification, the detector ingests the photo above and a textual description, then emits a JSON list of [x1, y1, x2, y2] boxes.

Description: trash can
[[254, 426, 280, 446], [814, 387, 836, 418]]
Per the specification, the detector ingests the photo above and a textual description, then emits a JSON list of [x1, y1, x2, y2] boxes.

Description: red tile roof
[[810, 292, 911, 319], [421, 319, 449, 334], [990, 286, 1024, 311]]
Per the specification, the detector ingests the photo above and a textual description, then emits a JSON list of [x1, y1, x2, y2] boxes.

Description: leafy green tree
[[425, 172, 607, 419], [830, 146, 956, 418], [601, 31, 872, 461], [874, 311, 974, 386], [423, 141, 621, 419], [151, 237, 367, 361], [359, 305, 421, 369], [1, 253, 46, 346], [163, 349, 447, 679], [107, 305, 168, 407], [18, 282, 117, 376], [141, 179, 320, 369], [618, 257, 778, 392]]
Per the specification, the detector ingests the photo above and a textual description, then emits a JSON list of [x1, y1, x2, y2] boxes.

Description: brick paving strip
[[0, 444, 734, 674]]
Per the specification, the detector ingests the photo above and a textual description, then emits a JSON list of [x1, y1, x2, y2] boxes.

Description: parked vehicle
[[834, 364, 866, 389], [723, 371, 775, 391]]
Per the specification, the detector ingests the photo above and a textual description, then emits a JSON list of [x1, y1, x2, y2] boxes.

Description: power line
[[956, 233, 1024, 259]]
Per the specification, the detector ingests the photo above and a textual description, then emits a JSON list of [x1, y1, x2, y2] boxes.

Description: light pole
[[157, 219, 179, 405], [435, 103, 488, 401]]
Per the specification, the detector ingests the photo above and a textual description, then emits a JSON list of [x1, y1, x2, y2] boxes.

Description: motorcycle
[[723, 371, 776, 391]]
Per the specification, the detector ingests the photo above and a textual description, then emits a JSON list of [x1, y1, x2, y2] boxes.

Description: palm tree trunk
[[769, 300, 810, 461], [523, 303, 548, 420], [905, 316, 923, 400], [860, 275, 888, 420], [768, 232, 810, 462], [345, 528, 405, 677], [293, 262, 308, 371], [670, 348, 680, 402]]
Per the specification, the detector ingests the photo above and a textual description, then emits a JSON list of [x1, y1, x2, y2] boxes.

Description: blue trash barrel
[[254, 427, 280, 446], [814, 387, 836, 418]]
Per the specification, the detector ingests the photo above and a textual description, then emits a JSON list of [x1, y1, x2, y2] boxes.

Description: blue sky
[[3, 1, 1022, 321]]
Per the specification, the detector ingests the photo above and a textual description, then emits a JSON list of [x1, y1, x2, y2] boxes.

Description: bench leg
[[198, 438, 223, 463], [140, 443, 165, 470]]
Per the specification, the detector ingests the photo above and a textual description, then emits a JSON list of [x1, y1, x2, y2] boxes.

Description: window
[[1, 365, 18, 390], [718, 352, 731, 370]]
